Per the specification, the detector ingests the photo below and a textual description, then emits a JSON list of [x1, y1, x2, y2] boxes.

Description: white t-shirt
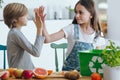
[[62, 24, 105, 57]]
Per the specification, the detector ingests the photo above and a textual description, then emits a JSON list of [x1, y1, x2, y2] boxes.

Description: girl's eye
[[75, 10, 83, 15], [79, 11, 83, 14]]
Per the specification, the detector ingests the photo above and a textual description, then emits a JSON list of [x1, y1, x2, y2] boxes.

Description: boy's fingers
[[34, 8, 40, 17]]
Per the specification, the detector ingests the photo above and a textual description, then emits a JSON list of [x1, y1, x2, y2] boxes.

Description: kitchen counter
[[8, 76, 91, 80], [0, 69, 91, 80], [5, 72, 91, 80]]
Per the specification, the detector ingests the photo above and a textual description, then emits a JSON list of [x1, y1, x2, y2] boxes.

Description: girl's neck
[[80, 23, 94, 35]]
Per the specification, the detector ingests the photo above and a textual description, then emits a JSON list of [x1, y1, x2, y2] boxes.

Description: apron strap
[[74, 24, 79, 40]]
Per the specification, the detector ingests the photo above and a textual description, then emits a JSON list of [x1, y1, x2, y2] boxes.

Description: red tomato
[[91, 73, 102, 80]]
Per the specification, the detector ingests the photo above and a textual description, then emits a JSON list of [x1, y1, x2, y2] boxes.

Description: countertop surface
[[0, 69, 91, 80], [8, 76, 91, 80]]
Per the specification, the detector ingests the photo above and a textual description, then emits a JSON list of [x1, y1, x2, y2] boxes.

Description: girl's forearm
[[42, 25, 50, 43]]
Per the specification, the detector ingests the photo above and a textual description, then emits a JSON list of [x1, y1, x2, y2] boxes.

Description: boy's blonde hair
[[3, 3, 28, 28]]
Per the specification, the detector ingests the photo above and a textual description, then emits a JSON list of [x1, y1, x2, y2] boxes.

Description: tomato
[[91, 73, 102, 80]]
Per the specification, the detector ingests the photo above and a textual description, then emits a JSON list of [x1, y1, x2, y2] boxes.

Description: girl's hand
[[38, 6, 46, 24]]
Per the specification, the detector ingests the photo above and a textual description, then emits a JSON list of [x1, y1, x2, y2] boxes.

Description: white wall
[[107, 0, 120, 40], [1, 0, 77, 8], [0, 0, 78, 20]]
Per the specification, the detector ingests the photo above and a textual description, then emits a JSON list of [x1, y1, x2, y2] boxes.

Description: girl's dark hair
[[72, 0, 102, 36], [3, 3, 28, 28]]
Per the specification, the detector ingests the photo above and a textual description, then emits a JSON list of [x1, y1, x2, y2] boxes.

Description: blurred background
[[0, 0, 107, 71]]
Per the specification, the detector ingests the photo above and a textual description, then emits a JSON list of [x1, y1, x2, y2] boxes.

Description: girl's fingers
[[39, 6, 42, 14], [39, 6, 45, 16], [38, 6, 46, 22], [39, 6, 44, 14]]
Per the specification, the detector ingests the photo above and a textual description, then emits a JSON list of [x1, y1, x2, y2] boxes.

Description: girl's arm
[[43, 27, 65, 43], [38, 6, 65, 43]]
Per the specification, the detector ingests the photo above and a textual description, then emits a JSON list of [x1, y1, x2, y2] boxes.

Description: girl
[[3, 3, 44, 70], [39, 0, 105, 71]]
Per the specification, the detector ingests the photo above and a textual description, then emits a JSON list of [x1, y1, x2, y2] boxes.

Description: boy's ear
[[12, 19, 17, 23]]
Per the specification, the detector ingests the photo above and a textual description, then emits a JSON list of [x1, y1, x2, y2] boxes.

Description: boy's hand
[[33, 8, 43, 28], [33, 8, 43, 35]]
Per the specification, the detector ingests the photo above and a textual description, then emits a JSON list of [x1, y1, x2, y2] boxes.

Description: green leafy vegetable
[[102, 40, 120, 67]]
